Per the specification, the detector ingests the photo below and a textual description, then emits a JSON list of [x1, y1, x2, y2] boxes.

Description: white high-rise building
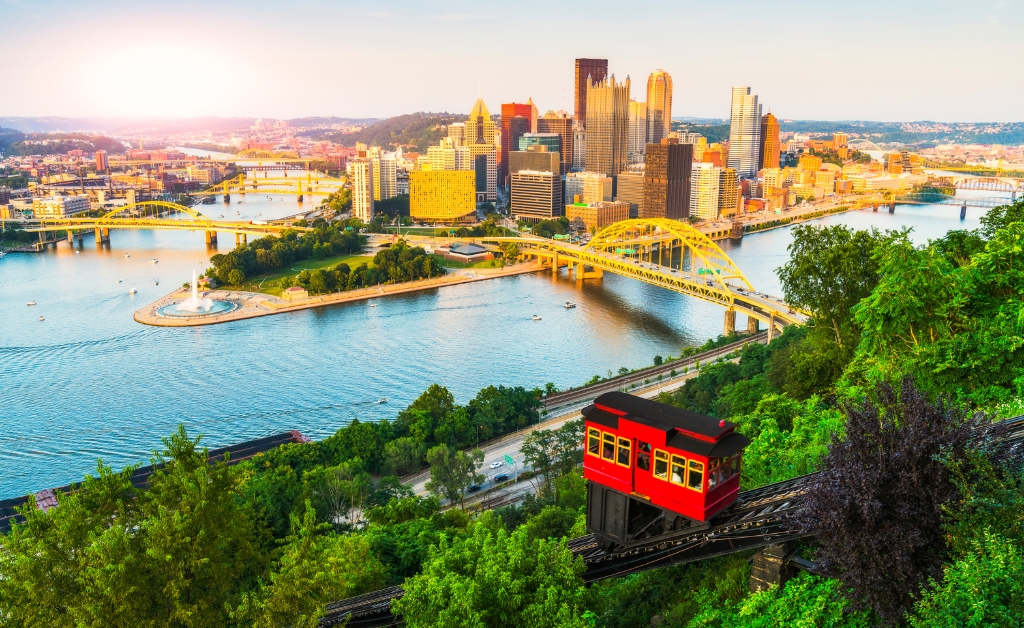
[[565, 171, 613, 204], [727, 87, 762, 178], [627, 99, 648, 165], [351, 158, 374, 222], [572, 124, 587, 171], [372, 154, 398, 201], [690, 162, 721, 220]]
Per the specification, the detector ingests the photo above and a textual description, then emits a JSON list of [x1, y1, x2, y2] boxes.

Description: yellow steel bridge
[[493, 218, 806, 336], [12, 201, 310, 247], [192, 174, 347, 200]]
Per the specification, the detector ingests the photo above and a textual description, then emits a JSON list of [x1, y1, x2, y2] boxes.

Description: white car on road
[[489, 461, 503, 469]]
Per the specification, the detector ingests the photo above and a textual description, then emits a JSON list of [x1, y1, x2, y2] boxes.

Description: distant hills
[[0, 116, 376, 136], [323, 112, 466, 153]]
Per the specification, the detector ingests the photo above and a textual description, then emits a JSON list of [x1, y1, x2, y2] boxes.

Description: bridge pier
[[872, 204, 878, 212], [206, 230, 218, 246], [960, 204, 967, 220], [750, 541, 797, 592], [724, 309, 737, 336], [747, 316, 759, 335], [767, 314, 776, 343], [888, 203, 895, 214], [67, 230, 74, 245], [552, 252, 559, 277], [235, 233, 248, 248]]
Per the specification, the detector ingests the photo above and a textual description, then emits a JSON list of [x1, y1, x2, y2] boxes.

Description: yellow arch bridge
[[192, 174, 347, 201], [493, 218, 806, 338], [14, 201, 310, 248]]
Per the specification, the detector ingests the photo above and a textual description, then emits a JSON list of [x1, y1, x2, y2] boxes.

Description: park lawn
[[430, 254, 505, 270], [233, 253, 376, 296]]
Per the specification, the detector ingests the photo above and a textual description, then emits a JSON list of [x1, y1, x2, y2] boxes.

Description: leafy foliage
[[797, 378, 992, 623], [327, 113, 464, 153], [907, 530, 1024, 628], [393, 515, 588, 628]]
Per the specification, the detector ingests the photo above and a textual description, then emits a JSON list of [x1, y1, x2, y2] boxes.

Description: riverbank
[[134, 261, 546, 327]]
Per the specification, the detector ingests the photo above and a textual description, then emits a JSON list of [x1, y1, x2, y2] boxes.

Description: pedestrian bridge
[[490, 218, 806, 337]]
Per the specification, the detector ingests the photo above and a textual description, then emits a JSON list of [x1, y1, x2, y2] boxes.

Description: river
[[0, 187, 1008, 498]]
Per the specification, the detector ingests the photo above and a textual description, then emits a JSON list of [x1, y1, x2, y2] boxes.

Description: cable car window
[[617, 438, 631, 466], [671, 455, 687, 485], [637, 441, 651, 471], [687, 460, 705, 491], [708, 466, 719, 489], [602, 433, 615, 460], [654, 450, 669, 479], [587, 428, 601, 456]]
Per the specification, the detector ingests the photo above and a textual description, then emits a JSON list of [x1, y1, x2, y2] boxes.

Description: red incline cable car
[[582, 391, 751, 550]]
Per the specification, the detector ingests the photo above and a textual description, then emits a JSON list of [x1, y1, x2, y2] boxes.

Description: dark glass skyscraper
[[574, 58, 608, 129], [642, 140, 693, 220]]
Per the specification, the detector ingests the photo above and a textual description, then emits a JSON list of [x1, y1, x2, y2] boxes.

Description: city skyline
[[2, 0, 1022, 122]]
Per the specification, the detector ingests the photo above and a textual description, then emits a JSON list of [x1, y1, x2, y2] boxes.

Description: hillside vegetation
[[327, 113, 465, 152]]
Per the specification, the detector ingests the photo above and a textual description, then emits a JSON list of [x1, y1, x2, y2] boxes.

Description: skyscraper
[[95, 150, 107, 172], [645, 70, 672, 145], [627, 100, 647, 165], [585, 75, 630, 178], [727, 87, 762, 178], [351, 158, 374, 222], [537, 111, 573, 175], [642, 140, 692, 220], [371, 154, 397, 201], [758, 113, 780, 171], [501, 102, 533, 186], [690, 162, 721, 220], [572, 126, 587, 171], [526, 97, 539, 133], [511, 170, 562, 221], [466, 97, 498, 201], [574, 58, 608, 128]]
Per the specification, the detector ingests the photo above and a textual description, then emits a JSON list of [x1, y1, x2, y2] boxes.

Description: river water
[[0, 187, 1007, 498]]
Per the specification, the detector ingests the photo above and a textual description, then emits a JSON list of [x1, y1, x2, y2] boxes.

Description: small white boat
[[369, 303, 377, 307], [532, 315, 542, 320], [117, 279, 122, 283], [129, 289, 137, 295], [39, 315, 44, 321], [564, 302, 576, 309], [125, 253, 130, 258], [154, 280, 159, 286], [26, 301, 36, 306], [376, 397, 388, 404], [75, 251, 80, 255], [150, 258, 158, 264]]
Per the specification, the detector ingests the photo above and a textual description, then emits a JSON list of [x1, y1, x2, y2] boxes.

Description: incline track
[[319, 414, 1024, 627]]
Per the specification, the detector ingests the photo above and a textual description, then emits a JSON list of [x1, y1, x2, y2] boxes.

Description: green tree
[[301, 460, 373, 530], [382, 436, 427, 475], [393, 517, 588, 628], [227, 268, 245, 285], [230, 501, 387, 628], [424, 444, 484, 509], [907, 530, 1024, 628]]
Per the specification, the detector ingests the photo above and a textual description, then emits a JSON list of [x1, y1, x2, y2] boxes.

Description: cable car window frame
[[616, 437, 631, 467], [587, 428, 601, 457], [687, 460, 705, 492], [636, 441, 651, 471], [653, 450, 669, 480], [602, 432, 616, 461], [670, 454, 687, 486]]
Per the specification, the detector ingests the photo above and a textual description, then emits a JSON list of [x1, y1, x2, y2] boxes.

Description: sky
[[1, 0, 1021, 122]]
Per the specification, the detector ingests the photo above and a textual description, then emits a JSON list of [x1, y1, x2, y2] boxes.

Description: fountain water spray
[[182, 269, 215, 312]]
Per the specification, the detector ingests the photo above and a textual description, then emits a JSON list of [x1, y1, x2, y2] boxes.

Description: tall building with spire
[[574, 58, 608, 129], [526, 97, 538, 132], [466, 98, 497, 201], [645, 70, 672, 145], [758, 112, 780, 171], [727, 87, 763, 178], [585, 74, 630, 178]]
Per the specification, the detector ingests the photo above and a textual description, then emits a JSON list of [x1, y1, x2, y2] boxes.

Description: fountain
[[156, 269, 237, 318]]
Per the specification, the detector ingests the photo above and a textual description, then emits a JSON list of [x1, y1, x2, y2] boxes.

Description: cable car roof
[[584, 391, 750, 458]]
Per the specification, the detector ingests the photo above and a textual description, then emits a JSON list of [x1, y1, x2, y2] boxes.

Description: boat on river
[[376, 397, 388, 404], [532, 315, 542, 320], [26, 301, 36, 306], [564, 302, 577, 309]]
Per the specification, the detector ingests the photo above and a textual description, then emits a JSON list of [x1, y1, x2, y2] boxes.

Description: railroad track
[[319, 413, 1024, 627], [541, 333, 768, 412]]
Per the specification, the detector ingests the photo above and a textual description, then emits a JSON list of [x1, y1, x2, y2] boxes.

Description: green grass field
[[231, 254, 376, 296]]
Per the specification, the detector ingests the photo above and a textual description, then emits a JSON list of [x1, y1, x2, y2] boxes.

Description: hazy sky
[[2, 0, 1021, 121]]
